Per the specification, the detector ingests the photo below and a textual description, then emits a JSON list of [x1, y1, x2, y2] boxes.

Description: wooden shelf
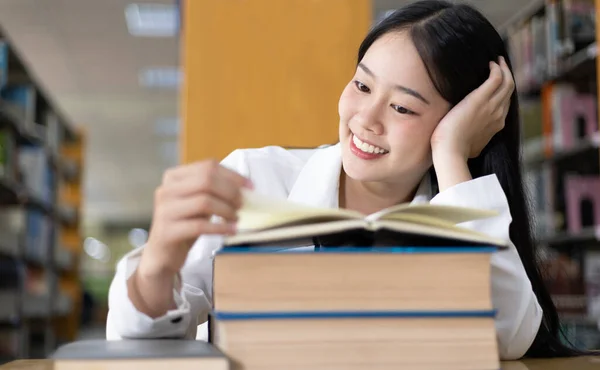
[[524, 134, 600, 167]]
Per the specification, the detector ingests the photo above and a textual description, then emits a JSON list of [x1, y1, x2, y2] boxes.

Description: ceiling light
[[125, 3, 178, 37], [139, 67, 182, 89]]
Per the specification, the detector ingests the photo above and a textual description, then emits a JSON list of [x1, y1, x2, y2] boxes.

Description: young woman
[[106, 0, 583, 359]]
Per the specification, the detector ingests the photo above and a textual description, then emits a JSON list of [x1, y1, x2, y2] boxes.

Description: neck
[[339, 170, 425, 215]]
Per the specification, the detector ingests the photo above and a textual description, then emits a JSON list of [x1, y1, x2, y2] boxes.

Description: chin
[[341, 149, 388, 183]]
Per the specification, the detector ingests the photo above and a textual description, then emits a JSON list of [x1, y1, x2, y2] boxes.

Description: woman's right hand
[[141, 159, 252, 277], [129, 159, 252, 317]]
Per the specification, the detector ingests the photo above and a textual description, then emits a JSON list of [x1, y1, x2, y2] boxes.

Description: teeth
[[353, 135, 387, 154]]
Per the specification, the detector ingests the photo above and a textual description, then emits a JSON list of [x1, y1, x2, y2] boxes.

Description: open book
[[223, 190, 507, 248]]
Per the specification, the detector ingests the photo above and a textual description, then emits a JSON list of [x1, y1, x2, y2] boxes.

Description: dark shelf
[[0, 291, 19, 323], [559, 313, 600, 326], [539, 227, 600, 246], [0, 243, 17, 258], [0, 176, 22, 203], [22, 250, 48, 269], [0, 101, 43, 146], [22, 293, 51, 319], [524, 136, 599, 167], [0, 229, 19, 259]]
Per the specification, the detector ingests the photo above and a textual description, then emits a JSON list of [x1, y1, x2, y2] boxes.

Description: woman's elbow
[[497, 303, 543, 360]]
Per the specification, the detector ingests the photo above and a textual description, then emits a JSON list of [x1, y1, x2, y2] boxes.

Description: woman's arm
[[106, 150, 252, 340], [431, 152, 472, 192], [106, 235, 218, 340]]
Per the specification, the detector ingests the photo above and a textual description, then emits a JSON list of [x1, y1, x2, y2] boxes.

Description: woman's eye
[[353, 81, 370, 93], [392, 105, 415, 115]]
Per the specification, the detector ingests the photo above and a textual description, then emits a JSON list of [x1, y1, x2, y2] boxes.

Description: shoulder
[[220, 145, 320, 172], [220, 144, 329, 196]]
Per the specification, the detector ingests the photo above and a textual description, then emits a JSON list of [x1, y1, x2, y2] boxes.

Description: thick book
[[209, 310, 499, 370], [223, 190, 507, 248], [213, 246, 495, 313], [51, 339, 229, 370]]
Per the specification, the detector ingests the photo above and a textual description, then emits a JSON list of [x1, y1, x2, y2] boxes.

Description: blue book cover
[[217, 245, 498, 255], [1, 84, 36, 131], [0, 41, 9, 91], [212, 309, 497, 321]]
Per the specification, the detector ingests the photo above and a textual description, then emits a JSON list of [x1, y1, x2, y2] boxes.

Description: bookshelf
[[505, 0, 600, 350], [0, 29, 85, 363]]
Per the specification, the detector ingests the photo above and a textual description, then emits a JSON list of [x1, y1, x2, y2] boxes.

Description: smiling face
[[338, 31, 451, 185]]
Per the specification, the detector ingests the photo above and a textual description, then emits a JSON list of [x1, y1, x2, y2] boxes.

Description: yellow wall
[[180, 0, 372, 163]]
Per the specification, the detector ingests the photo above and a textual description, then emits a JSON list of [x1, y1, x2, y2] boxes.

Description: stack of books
[[209, 191, 506, 369]]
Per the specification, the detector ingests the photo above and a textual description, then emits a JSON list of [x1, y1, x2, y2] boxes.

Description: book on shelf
[[0, 84, 39, 135], [584, 251, 600, 320], [0, 207, 52, 264], [507, 0, 597, 92], [18, 146, 54, 205], [562, 0, 596, 53], [44, 110, 62, 156], [223, 190, 506, 248], [0, 41, 8, 92]]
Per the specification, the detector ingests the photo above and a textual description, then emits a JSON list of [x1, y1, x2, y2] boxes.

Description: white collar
[[287, 143, 433, 209]]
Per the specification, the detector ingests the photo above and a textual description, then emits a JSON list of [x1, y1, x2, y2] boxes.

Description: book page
[[237, 190, 363, 231], [380, 213, 464, 229], [225, 219, 368, 246], [368, 203, 498, 224]]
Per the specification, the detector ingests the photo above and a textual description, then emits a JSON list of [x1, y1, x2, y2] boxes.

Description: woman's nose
[[356, 105, 384, 135]]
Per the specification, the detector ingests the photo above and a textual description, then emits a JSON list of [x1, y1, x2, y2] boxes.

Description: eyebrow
[[358, 63, 430, 105]]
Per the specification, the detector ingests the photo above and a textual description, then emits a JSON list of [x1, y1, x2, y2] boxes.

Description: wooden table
[[2, 357, 600, 369]]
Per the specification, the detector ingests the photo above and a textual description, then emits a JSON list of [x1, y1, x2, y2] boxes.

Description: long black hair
[[358, 0, 587, 358]]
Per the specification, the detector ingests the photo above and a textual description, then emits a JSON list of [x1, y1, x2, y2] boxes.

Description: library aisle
[[0, 0, 180, 362], [0, 0, 599, 364]]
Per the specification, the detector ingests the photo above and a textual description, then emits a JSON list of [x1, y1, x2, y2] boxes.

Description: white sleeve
[[430, 174, 543, 360], [105, 150, 250, 341]]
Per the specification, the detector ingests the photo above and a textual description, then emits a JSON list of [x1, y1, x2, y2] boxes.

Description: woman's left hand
[[430, 57, 515, 161]]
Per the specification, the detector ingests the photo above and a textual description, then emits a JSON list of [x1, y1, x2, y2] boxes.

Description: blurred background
[[0, 0, 599, 362]]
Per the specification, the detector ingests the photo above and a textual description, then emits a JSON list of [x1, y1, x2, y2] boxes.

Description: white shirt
[[105, 143, 542, 360]]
